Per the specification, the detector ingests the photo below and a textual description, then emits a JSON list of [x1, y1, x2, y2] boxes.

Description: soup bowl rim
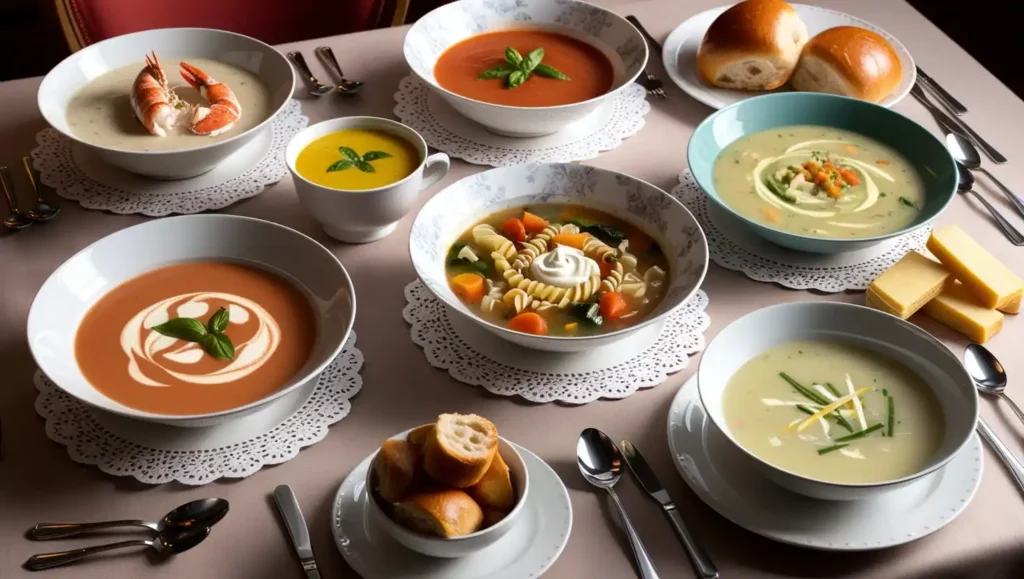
[[286, 116, 431, 195], [696, 301, 979, 490], [27, 214, 356, 422], [37, 26, 296, 157], [686, 92, 958, 246], [403, 0, 649, 112], [408, 164, 710, 345]]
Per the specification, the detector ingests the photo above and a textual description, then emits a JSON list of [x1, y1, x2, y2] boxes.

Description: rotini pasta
[[512, 236, 549, 270], [581, 235, 617, 265], [599, 260, 624, 294], [472, 224, 517, 259]]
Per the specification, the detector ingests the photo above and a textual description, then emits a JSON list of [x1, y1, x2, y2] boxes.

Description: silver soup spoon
[[287, 51, 333, 97], [22, 157, 60, 222], [24, 526, 210, 571], [964, 345, 1024, 495], [947, 133, 1024, 219], [0, 166, 31, 231], [315, 46, 364, 94], [29, 498, 229, 540], [956, 160, 1024, 245], [577, 428, 660, 579]]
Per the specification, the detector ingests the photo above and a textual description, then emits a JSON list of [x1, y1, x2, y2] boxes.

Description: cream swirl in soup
[[530, 245, 600, 288]]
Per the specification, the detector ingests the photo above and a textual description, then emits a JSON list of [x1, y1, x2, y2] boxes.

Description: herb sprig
[[327, 147, 392, 173], [478, 47, 571, 89], [152, 307, 236, 361]]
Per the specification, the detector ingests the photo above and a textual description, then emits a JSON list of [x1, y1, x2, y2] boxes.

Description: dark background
[[1, 1, 1019, 101]]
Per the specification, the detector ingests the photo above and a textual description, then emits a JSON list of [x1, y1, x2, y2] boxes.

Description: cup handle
[[420, 152, 450, 191]]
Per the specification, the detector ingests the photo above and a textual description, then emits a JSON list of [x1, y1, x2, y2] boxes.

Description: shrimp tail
[[179, 61, 242, 137]]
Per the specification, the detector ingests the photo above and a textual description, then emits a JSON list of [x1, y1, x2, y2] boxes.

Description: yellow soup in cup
[[295, 129, 421, 191]]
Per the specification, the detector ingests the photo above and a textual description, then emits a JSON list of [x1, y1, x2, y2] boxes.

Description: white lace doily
[[33, 333, 363, 486], [31, 99, 308, 216], [393, 76, 651, 167], [673, 170, 930, 292], [403, 281, 709, 404]]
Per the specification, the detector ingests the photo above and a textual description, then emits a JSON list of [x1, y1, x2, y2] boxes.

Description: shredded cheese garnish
[[790, 387, 873, 432], [845, 374, 868, 431]]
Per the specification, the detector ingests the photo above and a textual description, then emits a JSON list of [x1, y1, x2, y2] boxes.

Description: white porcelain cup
[[286, 116, 450, 243]]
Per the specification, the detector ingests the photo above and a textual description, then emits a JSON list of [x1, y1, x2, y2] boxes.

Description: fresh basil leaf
[[327, 160, 355, 172], [504, 46, 523, 67], [477, 64, 515, 80], [202, 333, 235, 361], [522, 47, 544, 72], [534, 63, 570, 80], [207, 307, 229, 333], [339, 147, 361, 161], [152, 318, 207, 342], [361, 151, 392, 162], [507, 70, 527, 88], [356, 161, 375, 173]]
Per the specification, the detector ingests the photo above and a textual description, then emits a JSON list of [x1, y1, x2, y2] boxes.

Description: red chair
[[54, 0, 412, 50]]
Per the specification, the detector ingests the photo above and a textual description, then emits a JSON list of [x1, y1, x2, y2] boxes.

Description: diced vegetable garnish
[[551, 232, 589, 250], [898, 196, 917, 209], [599, 292, 629, 321], [569, 221, 627, 245], [450, 273, 485, 303], [508, 312, 548, 335], [764, 176, 796, 203], [522, 211, 549, 234], [761, 207, 781, 223], [501, 217, 527, 242], [569, 302, 603, 326], [564, 322, 578, 332]]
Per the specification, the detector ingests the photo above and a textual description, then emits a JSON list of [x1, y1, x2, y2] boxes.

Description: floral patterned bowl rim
[[408, 163, 710, 350]]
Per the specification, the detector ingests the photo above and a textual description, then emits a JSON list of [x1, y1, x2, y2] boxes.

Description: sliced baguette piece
[[393, 490, 484, 538], [406, 424, 435, 453], [482, 508, 509, 528], [374, 439, 421, 503], [423, 413, 498, 488], [467, 451, 515, 510]]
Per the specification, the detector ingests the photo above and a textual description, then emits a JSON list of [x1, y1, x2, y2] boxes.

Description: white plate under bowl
[[667, 376, 982, 551], [332, 442, 572, 578], [662, 3, 916, 110]]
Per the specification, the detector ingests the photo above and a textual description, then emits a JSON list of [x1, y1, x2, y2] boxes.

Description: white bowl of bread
[[367, 413, 529, 558]]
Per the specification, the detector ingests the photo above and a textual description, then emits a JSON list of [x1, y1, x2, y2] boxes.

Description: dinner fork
[[625, 16, 666, 99]]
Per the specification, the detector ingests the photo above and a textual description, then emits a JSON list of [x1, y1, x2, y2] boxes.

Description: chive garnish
[[818, 443, 849, 456], [796, 404, 816, 416], [887, 395, 895, 437], [825, 382, 841, 398], [834, 423, 883, 443], [779, 372, 854, 432]]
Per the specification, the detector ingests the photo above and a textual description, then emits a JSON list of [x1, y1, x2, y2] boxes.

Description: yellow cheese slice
[[865, 251, 951, 319], [922, 281, 1004, 343], [927, 225, 1024, 314]]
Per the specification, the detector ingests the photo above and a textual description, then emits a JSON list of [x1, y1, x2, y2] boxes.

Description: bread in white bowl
[[790, 26, 903, 103], [696, 0, 808, 91], [423, 413, 499, 488]]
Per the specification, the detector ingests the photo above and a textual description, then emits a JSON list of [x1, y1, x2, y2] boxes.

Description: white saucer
[[331, 442, 573, 578], [666, 376, 982, 551], [661, 4, 916, 110]]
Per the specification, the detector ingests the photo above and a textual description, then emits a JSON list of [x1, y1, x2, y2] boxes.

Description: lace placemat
[[34, 332, 362, 486], [393, 76, 650, 167], [403, 281, 708, 404], [31, 99, 308, 216], [673, 170, 930, 292]]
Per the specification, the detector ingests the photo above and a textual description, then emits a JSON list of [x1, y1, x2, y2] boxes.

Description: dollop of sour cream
[[530, 245, 600, 288]]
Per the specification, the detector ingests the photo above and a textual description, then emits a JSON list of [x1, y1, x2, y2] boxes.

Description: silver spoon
[[286, 51, 333, 97], [29, 498, 229, 540], [0, 166, 31, 230], [315, 46, 364, 94], [22, 157, 60, 222], [947, 133, 1024, 220], [24, 526, 210, 571], [963, 346, 1024, 495], [577, 428, 660, 579], [956, 160, 1024, 245]]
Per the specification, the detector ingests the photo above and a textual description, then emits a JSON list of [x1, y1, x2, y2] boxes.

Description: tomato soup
[[75, 262, 317, 415], [434, 30, 615, 107], [295, 128, 420, 191]]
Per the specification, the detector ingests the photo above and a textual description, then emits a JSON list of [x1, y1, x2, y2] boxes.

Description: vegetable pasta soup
[[713, 126, 926, 239], [445, 204, 669, 337]]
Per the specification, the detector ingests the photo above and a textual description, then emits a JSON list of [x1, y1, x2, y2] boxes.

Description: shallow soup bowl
[[403, 0, 648, 137], [287, 117, 450, 244], [697, 302, 977, 501], [409, 163, 709, 353], [27, 215, 355, 427], [38, 27, 295, 179], [687, 92, 957, 253]]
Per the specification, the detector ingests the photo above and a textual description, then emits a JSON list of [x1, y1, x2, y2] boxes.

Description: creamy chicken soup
[[723, 341, 944, 484], [713, 126, 926, 239]]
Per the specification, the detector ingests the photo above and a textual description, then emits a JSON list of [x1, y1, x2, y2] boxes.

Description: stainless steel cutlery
[[911, 83, 1006, 164], [288, 51, 333, 97], [625, 16, 667, 99], [917, 66, 968, 116], [274, 484, 322, 579]]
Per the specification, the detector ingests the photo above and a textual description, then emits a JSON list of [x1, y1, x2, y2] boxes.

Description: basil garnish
[[152, 306, 236, 361], [477, 46, 571, 89], [326, 148, 392, 173]]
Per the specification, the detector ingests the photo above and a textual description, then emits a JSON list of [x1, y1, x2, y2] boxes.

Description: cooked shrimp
[[130, 52, 178, 137], [179, 62, 241, 137]]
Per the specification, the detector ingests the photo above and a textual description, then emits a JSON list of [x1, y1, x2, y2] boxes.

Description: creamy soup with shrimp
[[723, 341, 944, 484], [445, 204, 669, 337], [66, 58, 271, 152], [713, 126, 926, 239]]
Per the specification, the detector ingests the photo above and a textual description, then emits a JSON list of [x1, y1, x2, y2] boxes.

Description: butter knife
[[274, 485, 321, 579], [621, 440, 718, 579]]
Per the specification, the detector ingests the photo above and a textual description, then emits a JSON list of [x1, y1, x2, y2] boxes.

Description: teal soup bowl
[[687, 93, 957, 253]]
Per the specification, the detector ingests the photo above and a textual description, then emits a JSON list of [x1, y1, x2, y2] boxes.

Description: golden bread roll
[[423, 413, 498, 488], [482, 508, 509, 528], [393, 490, 484, 538], [696, 0, 808, 90], [467, 451, 515, 510], [374, 439, 420, 503], [406, 424, 434, 453], [791, 26, 902, 103]]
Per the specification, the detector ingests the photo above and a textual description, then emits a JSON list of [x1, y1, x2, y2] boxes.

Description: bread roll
[[482, 508, 509, 528], [791, 26, 902, 103], [423, 413, 498, 488], [467, 451, 515, 510], [696, 0, 808, 90], [393, 490, 484, 538], [406, 424, 434, 453], [374, 439, 421, 503]]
